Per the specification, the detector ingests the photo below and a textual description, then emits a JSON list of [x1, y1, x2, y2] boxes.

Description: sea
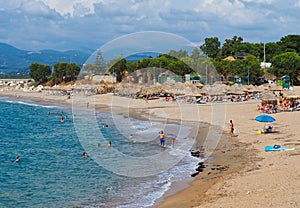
[[0, 96, 201, 208]]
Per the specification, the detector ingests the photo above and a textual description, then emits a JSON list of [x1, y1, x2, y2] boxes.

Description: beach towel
[[265, 145, 295, 152]]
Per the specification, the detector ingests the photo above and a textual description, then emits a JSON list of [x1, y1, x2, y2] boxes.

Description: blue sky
[[0, 0, 299, 51]]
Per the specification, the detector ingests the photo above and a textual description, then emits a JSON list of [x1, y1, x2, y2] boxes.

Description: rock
[[190, 150, 201, 157], [195, 167, 204, 172], [190, 172, 199, 177]]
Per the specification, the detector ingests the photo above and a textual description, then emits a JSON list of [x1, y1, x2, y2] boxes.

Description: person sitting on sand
[[15, 156, 21, 163]]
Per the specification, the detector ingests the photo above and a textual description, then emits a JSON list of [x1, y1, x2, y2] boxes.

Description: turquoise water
[[0, 97, 200, 208]]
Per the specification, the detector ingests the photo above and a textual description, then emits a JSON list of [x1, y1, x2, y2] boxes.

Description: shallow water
[[0, 97, 201, 208]]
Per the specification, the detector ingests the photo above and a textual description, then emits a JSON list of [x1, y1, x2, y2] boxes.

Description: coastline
[[1, 87, 300, 208]]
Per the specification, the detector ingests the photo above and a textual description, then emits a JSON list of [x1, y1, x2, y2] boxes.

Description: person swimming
[[15, 156, 21, 163], [108, 141, 112, 147], [82, 152, 88, 158]]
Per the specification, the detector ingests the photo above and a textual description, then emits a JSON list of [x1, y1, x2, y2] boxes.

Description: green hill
[[0, 43, 92, 75]]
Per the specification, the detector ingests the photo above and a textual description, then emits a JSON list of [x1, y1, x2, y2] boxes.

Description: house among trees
[[223, 52, 252, 61], [233, 52, 251, 59], [223, 56, 235, 61]]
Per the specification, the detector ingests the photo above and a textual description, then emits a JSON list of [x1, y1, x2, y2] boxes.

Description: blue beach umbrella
[[255, 114, 276, 123]]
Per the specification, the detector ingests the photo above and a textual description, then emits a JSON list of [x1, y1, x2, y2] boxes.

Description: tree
[[51, 62, 81, 84], [29, 62, 51, 84], [221, 36, 243, 58], [66, 63, 81, 81], [279, 34, 300, 53], [52, 62, 68, 84], [126, 62, 138, 73], [191, 48, 201, 60], [137, 58, 152, 69], [213, 60, 231, 80], [200, 37, 220, 59], [270, 52, 300, 84], [166, 59, 192, 76], [107, 58, 127, 82], [148, 55, 171, 69], [168, 50, 188, 59]]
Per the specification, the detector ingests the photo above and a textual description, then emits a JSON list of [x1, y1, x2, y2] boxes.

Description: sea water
[[0, 97, 201, 208]]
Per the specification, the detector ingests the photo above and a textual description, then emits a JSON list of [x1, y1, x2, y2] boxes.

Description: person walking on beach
[[229, 120, 234, 137], [159, 131, 165, 147]]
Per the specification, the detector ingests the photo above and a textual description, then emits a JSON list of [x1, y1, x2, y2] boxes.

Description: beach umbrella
[[255, 114, 275, 123], [255, 114, 276, 134]]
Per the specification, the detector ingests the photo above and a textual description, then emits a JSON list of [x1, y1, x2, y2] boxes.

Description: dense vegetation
[[29, 62, 80, 85], [105, 34, 300, 85], [28, 34, 300, 85]]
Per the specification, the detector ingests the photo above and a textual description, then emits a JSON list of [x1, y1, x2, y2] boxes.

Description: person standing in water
[[229, 120, 234, 137], [159, 131, 165, 147], [171, 137, 175, 147]]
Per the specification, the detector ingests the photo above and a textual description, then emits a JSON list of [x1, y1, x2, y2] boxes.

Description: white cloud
[[42, 0, 105, 17], [241, 0, 274, 3], [0, 0, 299, 50], [20, 1, 54, 17]]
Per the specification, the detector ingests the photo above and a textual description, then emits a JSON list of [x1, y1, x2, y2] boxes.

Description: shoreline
[[1, 87, 300, 208], [0, 89, 234, 207], [0, 90, 211, 207]]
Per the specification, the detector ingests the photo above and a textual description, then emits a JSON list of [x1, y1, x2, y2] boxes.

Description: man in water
[[15, 156, 21, 163], [82, 152, 88, 159], [159, 131, 165, 147]]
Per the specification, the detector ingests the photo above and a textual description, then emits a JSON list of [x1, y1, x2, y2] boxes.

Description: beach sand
[[1, 86, 300, 208]]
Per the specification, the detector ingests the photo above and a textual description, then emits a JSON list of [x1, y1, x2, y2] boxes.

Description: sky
[[0, 0, 300, 52]]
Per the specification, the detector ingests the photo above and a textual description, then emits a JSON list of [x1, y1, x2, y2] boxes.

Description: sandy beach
[[1, 85, 300, 208]]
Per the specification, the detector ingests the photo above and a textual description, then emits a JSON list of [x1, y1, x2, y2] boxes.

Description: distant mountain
[[126, 52, 160, 62], [0, 43, 93, 74]]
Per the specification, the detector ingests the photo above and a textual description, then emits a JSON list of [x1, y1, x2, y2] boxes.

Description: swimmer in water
[[15, 156, 21, 163], [82, 152, 88, 159], [108, 141, 112, 147]]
